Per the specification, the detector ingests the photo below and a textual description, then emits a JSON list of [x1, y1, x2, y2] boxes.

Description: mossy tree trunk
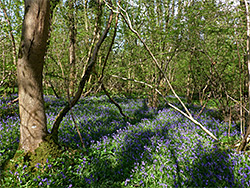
[[17, 0, 58, 153]]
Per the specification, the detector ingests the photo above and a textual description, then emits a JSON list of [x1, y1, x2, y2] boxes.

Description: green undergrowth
[[1, 95, 250, 187]]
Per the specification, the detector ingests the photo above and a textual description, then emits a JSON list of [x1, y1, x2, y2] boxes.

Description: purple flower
[[124, 179, 130, 186], [85, 178, 91, 184], [151, 173, 155, 179], [35, 163, 40, 168], [23, 165, 27, 170]]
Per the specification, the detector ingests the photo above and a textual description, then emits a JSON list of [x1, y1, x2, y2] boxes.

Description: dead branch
[[110, 4, 218, 141], [7, 97, 19, 106], [111, 75, 218, 141], [226, 94, 249, 113], [101, 83, 132, 119]]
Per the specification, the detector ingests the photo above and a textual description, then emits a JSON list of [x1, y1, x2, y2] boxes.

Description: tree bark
[[17, 0, 57, 153], [68, 0, 76, 96], [238, 0, 250, 152]]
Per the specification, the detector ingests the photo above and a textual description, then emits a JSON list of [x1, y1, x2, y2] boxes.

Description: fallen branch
[[106, 3, 218, 141], [117, 5, 191, 116], [111, 75, 218, 141]]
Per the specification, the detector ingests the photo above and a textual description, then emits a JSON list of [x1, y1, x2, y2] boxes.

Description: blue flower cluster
[[0, 95, 250, 187]]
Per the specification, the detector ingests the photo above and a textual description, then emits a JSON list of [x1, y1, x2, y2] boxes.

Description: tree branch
[[111, 74, 218, 141], [111, 4, 218, 141], [51, 10, 114, 138]]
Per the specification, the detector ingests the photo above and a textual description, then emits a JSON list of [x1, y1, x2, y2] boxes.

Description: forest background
[[1, 0, 250, 187], [1, 0, 248, 121]]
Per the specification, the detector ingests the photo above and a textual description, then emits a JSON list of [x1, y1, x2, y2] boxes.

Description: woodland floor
[[0, 94, 250, 187]]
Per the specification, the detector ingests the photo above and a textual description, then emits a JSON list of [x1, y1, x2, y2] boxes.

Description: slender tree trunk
[[236, 40, 244, 138], [68, 0, 76, 96], [2, 50, 5, 85], [238, 0, 250, 152], [51, 10, 113, 138], [17, 0, 57, 153], [84, 0, 88, 31], [187, 57, 193, 104], [245, 0, 250, 123], [0, 0, 17, 65]]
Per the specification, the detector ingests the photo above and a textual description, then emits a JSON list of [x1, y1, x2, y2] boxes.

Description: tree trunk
[[68, 0, 76, 96], [187, 59, 193, 104], [17, 0, 55, 153], [0, 0, 17, 65], [51, 10, 113, 138], [238, 0, 250, 152]]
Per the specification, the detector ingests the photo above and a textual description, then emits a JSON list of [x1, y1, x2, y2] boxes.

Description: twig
[[195, 92, 211, 118], [226, 94, 249, 113], [66, 72, 86, 153], [228, 106, 231, 138], [44, 80, 60, 98], [7, 97, 19, 106], [0, 72, 12, 87], [69, 106, 87, 153]]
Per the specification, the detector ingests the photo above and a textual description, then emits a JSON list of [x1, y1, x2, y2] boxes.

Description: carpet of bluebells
[[1, 94, 250, 187]]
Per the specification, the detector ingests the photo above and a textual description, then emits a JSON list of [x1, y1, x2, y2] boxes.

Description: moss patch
[[29, 135, 61, 168], [2, 135, 62, 176]]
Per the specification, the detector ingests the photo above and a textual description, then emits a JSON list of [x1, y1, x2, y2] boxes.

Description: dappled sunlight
[[1, 95, 250, 187]]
